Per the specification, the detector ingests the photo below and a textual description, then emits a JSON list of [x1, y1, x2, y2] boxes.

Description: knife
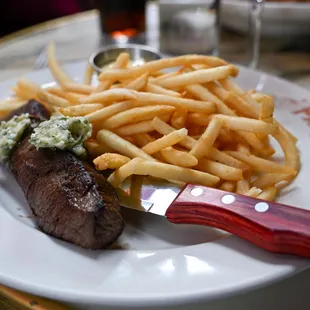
[[118, 177, 310, 257]]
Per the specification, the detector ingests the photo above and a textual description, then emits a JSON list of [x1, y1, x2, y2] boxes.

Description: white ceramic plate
[[222, 0, 310, 37], [0, 62, 310, 307]]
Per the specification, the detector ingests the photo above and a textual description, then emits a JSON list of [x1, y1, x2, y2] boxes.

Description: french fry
[[160, 147, 198, 167], [130, 175, 145, 200], [153, 71, 179, 81], [136, 91, 216, 113], [154, 65, 238, 89], [186, 84, 234, 115], [108, 158, 220, 188], [214, 114, 277, 134], [252, 173, 292, 189], [257, 186, 278, 201], [190, 117, 222, 159], [62, 82, 94, 95], [141, 128, 188, 154], [60, 103, 104, 116], [236, 179, 251, 194], [196, 159, 243, 181], [244, 187, 262, 198], [93, 52, 130, 93], [208, 148, 249, 171], [146, 83, 181, 97], [125, 72, 149, 91], [17, 78, 42, 99], [237, 131, 275, 157], [226, 151, 297, 175], [258, 95, 274, 123], [219, 181, 236, 192], [97, 129, 155, 161], [46, 86, 68, 99], [101, 105, 175, 130], [114, 114, 170, 136], [152, 117, 196, 150], [47, 42, 74, 86], [83, 88, 137, 104], [83, 63, 94, 85], [37, 91, 71, 108], [272, 125, 300, 171], [171, 109, 188, 129], [99, 55, 229, 81], [94, 153, 131, 170], [86, 101, 135, 123]]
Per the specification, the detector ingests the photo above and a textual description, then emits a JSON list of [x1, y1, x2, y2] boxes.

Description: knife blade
[[117, 176, 310, 258]]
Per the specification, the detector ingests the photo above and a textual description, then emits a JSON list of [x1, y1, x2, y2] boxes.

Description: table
[[0, 7, 310, 310]]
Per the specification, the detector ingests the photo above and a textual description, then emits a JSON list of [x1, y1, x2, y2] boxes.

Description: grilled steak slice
[[8, 100, 124, 249]]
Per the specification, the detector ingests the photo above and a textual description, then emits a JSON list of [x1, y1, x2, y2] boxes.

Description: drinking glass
[[93, 0, 147, 43], [249, 0, 264, 69]]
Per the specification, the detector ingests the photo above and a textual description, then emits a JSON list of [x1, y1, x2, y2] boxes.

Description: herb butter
[[0, 114, 31, 163], [29, 116, 92, 158]]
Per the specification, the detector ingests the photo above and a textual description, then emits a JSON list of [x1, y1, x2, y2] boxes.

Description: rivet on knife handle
[[166, 184, 310, 257]]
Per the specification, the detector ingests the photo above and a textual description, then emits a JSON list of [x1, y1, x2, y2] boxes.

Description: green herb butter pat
[[0, 114, 31, 163], [29, 116, 92, 158]]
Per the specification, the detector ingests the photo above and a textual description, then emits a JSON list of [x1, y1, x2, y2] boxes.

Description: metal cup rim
[[89, 43, 163, 73]]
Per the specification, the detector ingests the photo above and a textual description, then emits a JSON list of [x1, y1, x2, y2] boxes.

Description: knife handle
[[166, 184, 310, 257]]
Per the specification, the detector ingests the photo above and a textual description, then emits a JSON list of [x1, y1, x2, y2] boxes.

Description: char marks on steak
[[8, 100, 124, 249]]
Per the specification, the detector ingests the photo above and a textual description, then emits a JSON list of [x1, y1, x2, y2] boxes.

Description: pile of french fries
[[0, 42, 300, 201]]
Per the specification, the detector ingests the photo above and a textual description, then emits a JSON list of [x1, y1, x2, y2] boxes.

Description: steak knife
[[117, 177, 310, 257]]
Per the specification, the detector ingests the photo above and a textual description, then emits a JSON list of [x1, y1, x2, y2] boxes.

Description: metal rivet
[[191, 187, 204, 197], [221, 195, 235, 205], [255, 202, 269, 213]]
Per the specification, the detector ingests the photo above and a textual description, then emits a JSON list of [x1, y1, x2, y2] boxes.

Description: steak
[[7, 100, 124, 249]]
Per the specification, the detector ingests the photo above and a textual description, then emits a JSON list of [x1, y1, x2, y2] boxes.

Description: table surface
[[0, 6, 310, 310]]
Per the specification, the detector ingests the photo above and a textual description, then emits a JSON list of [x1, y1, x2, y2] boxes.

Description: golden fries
[[83, 63, 94, 85], [94, 153, 131, 170], [160, 147, 198, 167], [99, 55, 229, 81], [226, 151, 297, 175], [62, 82, 94, 95], [108, 158, 220, 188], [154, 65, 237, 89], [141, 128, 188, 154], [244, 187, 262, 198], [86, 101, 134, 123], [257, 187, 278, 201], [93, 52, 130, 93], [97, 129, 155, 161], [47, 42, 74, 86], [4, 41, 300, 202], [146, 82, 181, 97], [196, 159, 243, 181], [60, 103, 104, 116], [125, 72, 149, 91], [190, 117, 222, 159], [101, 105, 175, 130]]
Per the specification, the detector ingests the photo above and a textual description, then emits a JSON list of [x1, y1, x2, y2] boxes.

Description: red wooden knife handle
[[166, 184, 310, 257]]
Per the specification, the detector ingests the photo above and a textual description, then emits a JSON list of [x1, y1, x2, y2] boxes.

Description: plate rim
[[0, 62, 310, 307]]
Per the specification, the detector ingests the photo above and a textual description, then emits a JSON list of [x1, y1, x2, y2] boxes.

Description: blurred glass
[[159, 0, 221, 56], [93, 0, 147, 43], [249, 0, 264, 69]]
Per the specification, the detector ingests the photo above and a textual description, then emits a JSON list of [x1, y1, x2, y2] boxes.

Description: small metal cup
[[89, 44, 163, 74]]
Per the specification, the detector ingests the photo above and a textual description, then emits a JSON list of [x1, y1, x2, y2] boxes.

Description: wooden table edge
[[0, 10, 98, 47]]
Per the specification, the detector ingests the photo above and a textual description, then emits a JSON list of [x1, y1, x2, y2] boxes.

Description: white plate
[[0, 62, 310, 307], [222, 0, 310, 37]]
